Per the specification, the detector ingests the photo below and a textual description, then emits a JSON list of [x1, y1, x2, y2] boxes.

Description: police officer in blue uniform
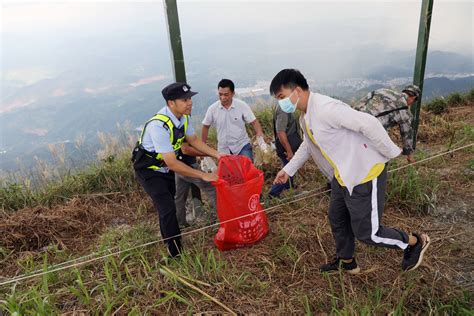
[[132, 82, 223, 257]]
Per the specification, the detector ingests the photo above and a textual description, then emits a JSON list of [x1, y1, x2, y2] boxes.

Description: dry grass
[[1, 186, 471, 313], [0, 105, 472, 314], [0, 193, 147, 252]]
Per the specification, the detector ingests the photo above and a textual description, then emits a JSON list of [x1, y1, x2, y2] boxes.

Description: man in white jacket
[[271, 69, 430, 273]]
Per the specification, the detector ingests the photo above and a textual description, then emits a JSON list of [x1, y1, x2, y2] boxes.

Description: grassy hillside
[[0, 91, 473, 314]]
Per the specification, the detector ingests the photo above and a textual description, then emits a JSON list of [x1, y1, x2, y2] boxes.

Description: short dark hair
[[269, 69, 309, 96], [218, 79, 235, 92]]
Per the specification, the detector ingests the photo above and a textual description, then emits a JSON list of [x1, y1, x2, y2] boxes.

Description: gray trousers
[[328, 167, 409, 259], [175, 163, 217, 226]]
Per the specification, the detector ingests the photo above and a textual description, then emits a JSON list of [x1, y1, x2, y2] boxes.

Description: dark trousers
[[268, 155, 295, 197], [328, 167, 409, 259], [135, 169, 182, 257], [175, 162, 216, 226]]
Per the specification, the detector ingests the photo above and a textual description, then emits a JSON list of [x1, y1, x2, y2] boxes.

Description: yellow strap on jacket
[[305, 123, 384, 186]]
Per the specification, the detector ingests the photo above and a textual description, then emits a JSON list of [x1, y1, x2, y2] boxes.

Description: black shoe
[[320, 257, 360, 274], [167, 238, 182, 258], [267, 193, 280, 201], [402, 233, 430, 271], [179, 222, 190, 229], [323, 182, 332, 197]]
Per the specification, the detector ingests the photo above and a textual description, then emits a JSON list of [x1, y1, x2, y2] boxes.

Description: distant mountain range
[[317, 74, 473, 102], [365, 50, 473, 80], [1, 50, 472, 173]]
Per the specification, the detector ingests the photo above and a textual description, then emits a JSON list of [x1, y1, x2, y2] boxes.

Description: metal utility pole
[[164, 0, 187, 82], [163, 0, 203, 204], [411, 0, 434, 149]]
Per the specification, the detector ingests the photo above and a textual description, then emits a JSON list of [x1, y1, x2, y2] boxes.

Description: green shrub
[[250, 105, 275, 137], [387, 164, 439, 214], [466, 88, 474, 102], [446, 92, 464, 107], [424, 98, 448, 115], [0, 151, 135, 212], [0, 183, 34, 211]]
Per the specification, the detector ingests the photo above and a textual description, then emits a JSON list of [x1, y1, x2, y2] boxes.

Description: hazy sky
[[1, 0, 471, 171], [3, 0, 471, 50], [1, 0, 472, 84]]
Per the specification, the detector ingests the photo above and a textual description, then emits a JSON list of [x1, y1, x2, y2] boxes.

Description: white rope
[[0, 185, 328, 273], [0, 142, 471, 286], [388, 143, 473, 172], [0, 187, 330, 286]]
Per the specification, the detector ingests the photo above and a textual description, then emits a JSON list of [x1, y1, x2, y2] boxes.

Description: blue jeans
[[268, 155, 295, 198], [234, 143, 253, 162]]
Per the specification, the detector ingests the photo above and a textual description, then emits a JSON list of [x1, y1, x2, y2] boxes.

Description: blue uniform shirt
[[141, 106, 195, 173]]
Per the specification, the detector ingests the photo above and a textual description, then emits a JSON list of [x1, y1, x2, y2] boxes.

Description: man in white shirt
[[271, 69, 430, 273], [201, 79, 268, 162]]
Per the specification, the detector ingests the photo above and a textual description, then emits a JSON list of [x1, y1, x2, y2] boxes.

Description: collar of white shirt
[[218, 101, 235, 110]]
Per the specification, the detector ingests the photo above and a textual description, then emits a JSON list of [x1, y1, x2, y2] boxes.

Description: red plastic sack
[[212, 155, 269, 251]]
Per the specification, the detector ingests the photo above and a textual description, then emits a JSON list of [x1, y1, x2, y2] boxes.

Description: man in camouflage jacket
[[353, 85, 421, 163]]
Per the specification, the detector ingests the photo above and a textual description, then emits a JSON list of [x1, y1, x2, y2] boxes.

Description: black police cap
[[161, 82, 198, 101]]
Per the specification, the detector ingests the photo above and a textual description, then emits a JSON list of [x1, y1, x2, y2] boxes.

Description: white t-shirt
[[202, 98, 256, 154]]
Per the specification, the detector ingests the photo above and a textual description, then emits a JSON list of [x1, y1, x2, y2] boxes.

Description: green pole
[[411, 0, 434, 149], [164, 0, 187, 83]]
